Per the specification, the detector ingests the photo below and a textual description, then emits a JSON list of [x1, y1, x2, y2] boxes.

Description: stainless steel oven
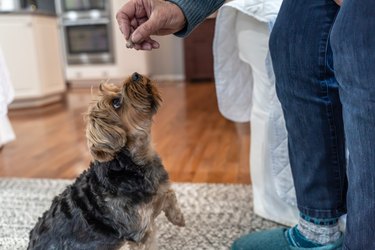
[[56, 0, 114, 65], [57, 0, 110, 19]]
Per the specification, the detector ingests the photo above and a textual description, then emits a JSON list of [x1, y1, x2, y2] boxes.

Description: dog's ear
[[86, 110, 127, 162], [99, 82, 120, 94], [148, 84, 162, 114]]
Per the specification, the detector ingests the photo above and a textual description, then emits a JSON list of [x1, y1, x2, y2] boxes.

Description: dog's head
[[85, 72, 162, 162]]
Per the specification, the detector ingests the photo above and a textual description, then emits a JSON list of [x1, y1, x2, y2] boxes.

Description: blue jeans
[[269, 0, 375, 249]]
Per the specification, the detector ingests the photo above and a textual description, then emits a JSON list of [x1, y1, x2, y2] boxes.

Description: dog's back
[[28, 151, 169, 250]]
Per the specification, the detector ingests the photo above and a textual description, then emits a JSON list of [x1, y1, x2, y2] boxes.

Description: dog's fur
[[28, 73, 185, 250]]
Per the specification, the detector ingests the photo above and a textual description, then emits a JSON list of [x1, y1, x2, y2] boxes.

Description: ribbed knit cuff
[[167, 0, 225, 37], [300, 213, 340, 226]]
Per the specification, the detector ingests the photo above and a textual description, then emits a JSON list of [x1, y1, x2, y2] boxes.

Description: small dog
[[28, 73, 185, 250]]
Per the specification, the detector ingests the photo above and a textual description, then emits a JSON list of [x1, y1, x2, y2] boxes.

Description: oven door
[[63, 19, 114, 65], [63, 0, 106, 11]]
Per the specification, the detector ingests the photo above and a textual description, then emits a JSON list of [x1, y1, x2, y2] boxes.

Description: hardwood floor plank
[[0, 82, 250, 184]]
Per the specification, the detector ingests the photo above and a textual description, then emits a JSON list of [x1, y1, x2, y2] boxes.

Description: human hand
[[333, 0, 342, 6], [116, 0, 186, 50]]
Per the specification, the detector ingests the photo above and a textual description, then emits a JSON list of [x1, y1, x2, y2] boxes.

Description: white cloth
[[0, 47, 16, 146], [214, 0, 299, 226]]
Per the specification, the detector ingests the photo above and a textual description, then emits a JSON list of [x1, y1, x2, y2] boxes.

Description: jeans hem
[[297, 205, 346, 219]]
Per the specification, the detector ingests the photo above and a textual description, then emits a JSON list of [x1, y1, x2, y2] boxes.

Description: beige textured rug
[[0, 179, 278, 250]]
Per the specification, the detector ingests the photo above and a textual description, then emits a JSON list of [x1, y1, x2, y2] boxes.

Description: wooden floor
[[0, 82, 250, 183]]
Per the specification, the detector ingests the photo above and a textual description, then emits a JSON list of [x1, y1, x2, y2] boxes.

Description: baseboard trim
[[9, 94, 65, 109], [149, 74, 185, 82]]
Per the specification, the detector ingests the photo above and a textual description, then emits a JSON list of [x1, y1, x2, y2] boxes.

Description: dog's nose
[[132, 72, 141, 82]]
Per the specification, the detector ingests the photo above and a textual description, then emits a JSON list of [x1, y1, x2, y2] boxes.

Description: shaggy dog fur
[[28, 73, 185, 250]]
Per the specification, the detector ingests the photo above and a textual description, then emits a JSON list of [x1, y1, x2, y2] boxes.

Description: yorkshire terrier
[[28, 72, 185, 250]]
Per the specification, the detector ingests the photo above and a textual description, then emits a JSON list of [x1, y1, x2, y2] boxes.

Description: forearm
[[167, 0, 225, 37]]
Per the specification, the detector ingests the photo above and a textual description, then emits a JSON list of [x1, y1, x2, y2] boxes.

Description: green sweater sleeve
[[167, 0, 225, 37]]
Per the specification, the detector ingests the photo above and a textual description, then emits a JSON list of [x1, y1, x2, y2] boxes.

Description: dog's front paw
[[173, 212, 185, 227], [167, 210, 185, 227], [163, 189, 185, 227]]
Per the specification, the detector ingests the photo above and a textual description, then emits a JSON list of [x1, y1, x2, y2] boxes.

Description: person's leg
[[232, 0, 347, 248], [270, 0, 346, 222], [330, 1, 375, 249]]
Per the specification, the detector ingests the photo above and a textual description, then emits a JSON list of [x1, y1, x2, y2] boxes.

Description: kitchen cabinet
[[0, 13, 66, 108], [184, 18, 216, 82]]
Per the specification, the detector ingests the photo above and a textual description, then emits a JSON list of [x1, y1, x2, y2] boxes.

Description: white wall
[[148, 36, 185, 81]]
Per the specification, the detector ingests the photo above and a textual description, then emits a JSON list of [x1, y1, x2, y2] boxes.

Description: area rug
[[0, 179, 278, 250]]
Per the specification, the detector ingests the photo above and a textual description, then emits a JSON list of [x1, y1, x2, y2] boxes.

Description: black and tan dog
[[28, 73, 185, 250]]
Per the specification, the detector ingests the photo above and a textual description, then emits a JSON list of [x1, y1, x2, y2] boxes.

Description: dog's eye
[[112, 98, 122, 109]]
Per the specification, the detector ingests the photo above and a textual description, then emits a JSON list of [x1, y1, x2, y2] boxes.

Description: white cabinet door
[[0, 16, 40, 97], [0, 15, 65, 100], [33, 17, 65, 96]]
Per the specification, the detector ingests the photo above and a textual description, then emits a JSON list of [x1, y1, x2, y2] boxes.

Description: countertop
[[0, 10, 56, 17]]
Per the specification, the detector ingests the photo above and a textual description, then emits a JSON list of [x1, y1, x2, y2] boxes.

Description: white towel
[[0, 46, 16, 145], [214, 0, 299, 226]]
